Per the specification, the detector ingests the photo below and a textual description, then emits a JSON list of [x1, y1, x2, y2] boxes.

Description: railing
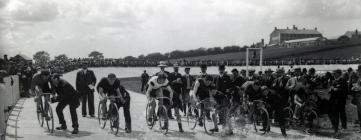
[[0, 75, 20, 140]]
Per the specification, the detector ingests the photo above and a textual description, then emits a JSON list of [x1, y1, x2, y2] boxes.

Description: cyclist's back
[[31, 70, 52, 93]]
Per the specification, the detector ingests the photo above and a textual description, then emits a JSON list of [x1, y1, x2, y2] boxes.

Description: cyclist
[[145, 73, 181, 132], [31, 69, 52, 120], [242, 80, 269, 133], [97, 73, 132, 133], [192, 75, 219, 133]]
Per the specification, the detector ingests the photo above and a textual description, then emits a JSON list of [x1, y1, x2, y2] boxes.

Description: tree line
[[129, 45, 250, 61]]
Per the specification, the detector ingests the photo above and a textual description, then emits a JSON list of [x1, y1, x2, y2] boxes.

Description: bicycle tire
[[283, 107, 294, 128], [253, 107, 270, 133], [187, 106, 199, 130], [158, 105, 168, 135], [306, 110, 319, 129], [45, 103, 54, 133], [98, 102, 107, 129], [146, 102, 156, 129], [203, 109, 216, 135], [109, 103, 119, 135], [36, 99, 44, 127]]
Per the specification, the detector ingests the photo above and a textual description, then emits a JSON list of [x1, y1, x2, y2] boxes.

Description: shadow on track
[[47, 130, 93, 138]]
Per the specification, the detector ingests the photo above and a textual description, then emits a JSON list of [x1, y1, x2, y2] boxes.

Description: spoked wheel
[[109, 103, 119, 135], [283, 107, 294, 129], [305, 110, 319, 129], [187, 106, 199, 130], [158, 105, 169, 135], [253, 107, 270, 134], [230, 106, 249, 134], [146, 103, 156, 129], [36, 99, 44, 127], [45, 103, 54, 133], [203, 109, 216, 135], [98, 102, 107, 129]]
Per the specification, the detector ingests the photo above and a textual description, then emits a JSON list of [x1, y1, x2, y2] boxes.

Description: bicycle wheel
[[283, 107, 294, 129], [203, 109, 216, 135], [186, 106, 199, 130], [306, 110, 319, 129], [158, 105, 168, 135], [109, 103, 119, 135], [146, 103, 156, 129], [98, 102, 107, 129], [45, 103, 54, 133], [36, 99, 44, 127], [253, 107, 270, 133]]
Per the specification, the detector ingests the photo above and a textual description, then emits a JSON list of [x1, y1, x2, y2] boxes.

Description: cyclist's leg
[[208, 99, 218, 130], [101, 99, 107, 118], [148, 99, 156, 120], [44, 94, 50, 116]]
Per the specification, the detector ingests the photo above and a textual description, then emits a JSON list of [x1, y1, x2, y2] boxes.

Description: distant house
[[269, 25, 323, 45], [282, 37, 327, 48]]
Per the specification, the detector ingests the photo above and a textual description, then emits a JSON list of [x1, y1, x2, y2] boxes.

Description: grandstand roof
[[274, 29, 322, 35]]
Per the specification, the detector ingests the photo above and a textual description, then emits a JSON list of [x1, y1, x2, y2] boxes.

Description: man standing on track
[[141, 70, 149, 92], [182, 67, 195, 116], [76, 62, 97, 117], [51, 74, 80, 134], [168, 64, 183, 123], [329, 69, 348, 137]]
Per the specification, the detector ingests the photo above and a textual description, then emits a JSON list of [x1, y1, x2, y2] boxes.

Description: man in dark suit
[[214, 65, 232, 127], [181, 67, 195, 115], [51, 74, 80, 134], [76, 62, 97, 117], [140, 70, 149, 92]]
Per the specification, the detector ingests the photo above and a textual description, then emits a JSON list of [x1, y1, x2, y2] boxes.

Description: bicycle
[[35, 92, 54, 133], [247, 99, 270, 134], [98, 96, 123, 135], [187, 98, 218, 135], [145, 97, 170, 135]]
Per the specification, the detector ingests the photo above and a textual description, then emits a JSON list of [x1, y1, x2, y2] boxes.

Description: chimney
[[286, 27, 289, 30], [293, 25, 296, 30], [261, 39, 264, 45], [356, 29, 358, 35], [303, 28, 305, 30], [4, 55, 8, 61], [274, 27, 277, 30], [315, 27, 317, 30]]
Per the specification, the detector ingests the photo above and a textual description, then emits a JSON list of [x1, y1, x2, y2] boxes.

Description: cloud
[[7, 0, 59, 22], [0, 0, 9, 9], [1, 0, 360, 58], [37, 32, 54, 40]]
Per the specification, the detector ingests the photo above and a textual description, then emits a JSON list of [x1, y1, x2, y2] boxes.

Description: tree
[[33, 51, 50, 67], [54, 54, 69, 63], [124, 56, 137, 60], [138, 54, 146, 59], [146, 52, 165, 60], [88, 51, 104, 60]]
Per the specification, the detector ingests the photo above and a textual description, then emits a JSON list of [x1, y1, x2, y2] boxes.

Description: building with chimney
[[269, 25, 323, 45]]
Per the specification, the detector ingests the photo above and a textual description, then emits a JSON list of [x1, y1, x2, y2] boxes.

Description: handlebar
[[149, 97, 172, 102], [38, 93, 53, 96]]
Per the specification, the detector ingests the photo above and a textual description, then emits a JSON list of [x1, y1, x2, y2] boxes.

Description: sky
[[0, 0, 361, 59]]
